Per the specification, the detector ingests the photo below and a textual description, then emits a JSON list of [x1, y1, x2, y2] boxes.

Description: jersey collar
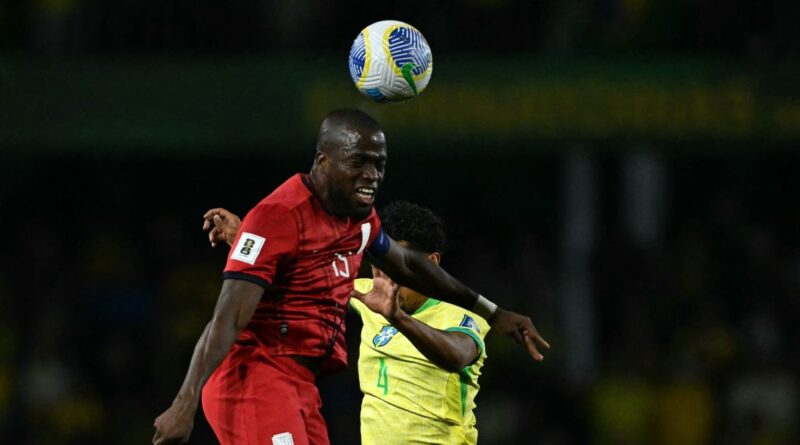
[[412, 298, 441, 315]]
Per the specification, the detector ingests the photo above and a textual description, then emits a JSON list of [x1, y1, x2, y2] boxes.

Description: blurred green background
[[1, 1, 799, 444]]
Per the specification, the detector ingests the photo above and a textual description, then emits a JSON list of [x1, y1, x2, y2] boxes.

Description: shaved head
[[316, 109, 385, 157], [308, 109, 388, 219]]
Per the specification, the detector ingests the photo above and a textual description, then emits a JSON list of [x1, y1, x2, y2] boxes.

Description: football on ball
[[348, 20, 433, 103]]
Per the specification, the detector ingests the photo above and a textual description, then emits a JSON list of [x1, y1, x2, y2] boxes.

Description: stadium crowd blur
[[2, 1, 799, 445]]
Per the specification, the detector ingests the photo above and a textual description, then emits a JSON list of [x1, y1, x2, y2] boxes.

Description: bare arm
[[370, 237, 550, 361], [393, 313, 478, 372], [202, 208, 549, 361], [369, 237, 479, 309], [153, 279, 263, 445]]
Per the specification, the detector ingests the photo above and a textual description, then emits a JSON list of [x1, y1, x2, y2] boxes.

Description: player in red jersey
[[152, 109, 549, 445]]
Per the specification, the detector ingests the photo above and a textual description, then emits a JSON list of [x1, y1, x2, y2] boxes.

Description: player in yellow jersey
[[350, 201, 489, 445], [201, 202, 524, 444]]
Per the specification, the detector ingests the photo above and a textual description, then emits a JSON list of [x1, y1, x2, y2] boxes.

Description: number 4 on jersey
[[377, 358, 389, 395]]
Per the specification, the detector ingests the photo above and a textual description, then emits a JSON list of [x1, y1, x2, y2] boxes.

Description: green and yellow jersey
[[350, 278, 490, 445]]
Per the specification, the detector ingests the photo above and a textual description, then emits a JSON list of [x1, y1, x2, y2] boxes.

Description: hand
[[490, 308, 550, 361], [202, 208, 241, 247], [152, 401, 195, 445], [351, 270, 401, 321]]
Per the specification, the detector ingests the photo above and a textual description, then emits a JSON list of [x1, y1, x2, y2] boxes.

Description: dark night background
[[1, 1, 799, 444]]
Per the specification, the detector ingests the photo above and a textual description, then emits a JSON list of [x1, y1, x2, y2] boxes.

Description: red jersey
[[223, 173, 381, 373]]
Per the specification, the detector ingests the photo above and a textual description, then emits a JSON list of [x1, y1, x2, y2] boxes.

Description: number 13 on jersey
[[332, 253, 351, 278]]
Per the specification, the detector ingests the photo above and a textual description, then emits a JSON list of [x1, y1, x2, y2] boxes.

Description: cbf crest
[[372, 325, 399, 347]]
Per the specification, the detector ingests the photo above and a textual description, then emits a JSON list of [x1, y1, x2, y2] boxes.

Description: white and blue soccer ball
[[348, 20, 433, 103]]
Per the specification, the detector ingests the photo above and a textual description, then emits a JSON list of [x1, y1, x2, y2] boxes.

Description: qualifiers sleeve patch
[[231, 232, 266, 265], [459, 314, 481, 333]]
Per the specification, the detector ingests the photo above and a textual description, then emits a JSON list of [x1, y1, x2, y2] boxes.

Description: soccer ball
[[348, 20, 433, 103]]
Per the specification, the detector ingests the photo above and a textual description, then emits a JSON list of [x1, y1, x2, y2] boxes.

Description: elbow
[[440, 352, 472, 373]]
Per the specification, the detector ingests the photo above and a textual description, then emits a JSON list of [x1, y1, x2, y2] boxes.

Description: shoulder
[[246, 175, 313, 219], [436, 302, 491, 336], [258, 174, 313, 211], [244, 201, 298, 227]]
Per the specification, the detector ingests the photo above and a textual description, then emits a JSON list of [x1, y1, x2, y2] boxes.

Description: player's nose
[[361, 164, 380, 183]]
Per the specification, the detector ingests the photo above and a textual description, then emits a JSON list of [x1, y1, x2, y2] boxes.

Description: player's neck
[[305, 171, 341, 218], [402, 296, 427, 315]]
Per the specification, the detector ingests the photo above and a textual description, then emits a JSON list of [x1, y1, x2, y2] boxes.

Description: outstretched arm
[[369, 236, 550, 361], [201, 208, 550, 361], [354, 272, 478, 372], [368, 236, 479, 311], [152, 279, 263, 445]]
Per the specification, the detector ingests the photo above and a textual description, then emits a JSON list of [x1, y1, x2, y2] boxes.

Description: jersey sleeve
[[442, 309, 491, 364], [365, 213, 389, 258], [223, 203, 299, 289]]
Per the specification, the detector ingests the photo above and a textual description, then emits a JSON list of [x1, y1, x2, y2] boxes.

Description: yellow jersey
[[350, 279, 490, 445]]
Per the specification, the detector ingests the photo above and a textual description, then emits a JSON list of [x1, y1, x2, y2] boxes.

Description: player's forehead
[[339, 143, 387, 161]]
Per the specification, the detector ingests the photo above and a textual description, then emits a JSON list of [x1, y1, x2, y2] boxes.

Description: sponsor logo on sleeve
[[231, 232, 265, 265], [459, 315, 480, 333]]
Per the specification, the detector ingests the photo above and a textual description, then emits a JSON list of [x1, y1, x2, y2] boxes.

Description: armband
[[366, 228, 390, 258], [472, 294, 498, 322]]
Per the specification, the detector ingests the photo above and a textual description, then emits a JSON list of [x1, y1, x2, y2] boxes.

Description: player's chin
[[348, 199, 374, 219]]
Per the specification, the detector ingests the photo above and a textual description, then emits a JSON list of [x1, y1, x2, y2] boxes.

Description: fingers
[[529, 330, 550, 350], [202, 208, 222, 230], [522, 333, 544, 361], [203, 208, 232, 232], [502, 312, 550, 361], [208, 227, 223, 247], [203, 208, 226, 220], [520, 321, 550, 350], [372, 268, 398, 287]]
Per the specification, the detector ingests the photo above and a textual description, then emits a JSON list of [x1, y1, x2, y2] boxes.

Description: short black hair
[[380, 201, 446, 254]]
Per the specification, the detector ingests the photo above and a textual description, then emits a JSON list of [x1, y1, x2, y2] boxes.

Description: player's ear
[[314, 151, 329, 172], [428, 252, 441, 265]]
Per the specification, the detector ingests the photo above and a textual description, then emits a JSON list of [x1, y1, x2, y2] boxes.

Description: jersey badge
[[372, 325, 399, 347], [459, 315, 481, 333], [231, 232, 266, 265]]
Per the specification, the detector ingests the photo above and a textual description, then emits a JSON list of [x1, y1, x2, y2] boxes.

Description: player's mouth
[[354, 186, 376, 205]]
